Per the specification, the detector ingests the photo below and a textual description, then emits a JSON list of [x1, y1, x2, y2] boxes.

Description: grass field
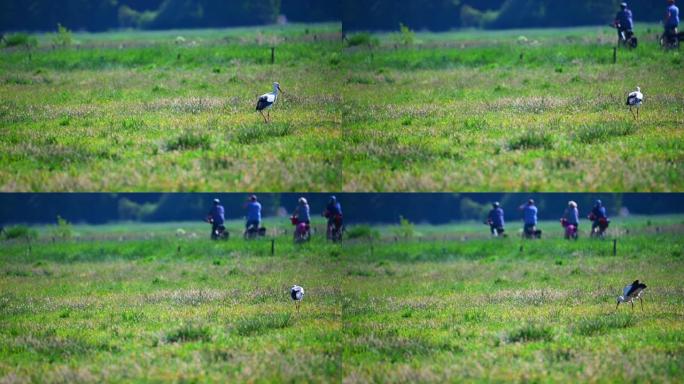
[[1, 24, 682, 191], [0, 23, 342, 191], [1, 216, 683, 382], [341, 25, 684, 191]]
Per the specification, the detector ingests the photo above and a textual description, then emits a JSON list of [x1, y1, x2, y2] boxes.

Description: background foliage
[[2, 193, 683, 225], [343, 0, 667, 31], [0, 0, 339, 32], [1, 0, 669, 32]]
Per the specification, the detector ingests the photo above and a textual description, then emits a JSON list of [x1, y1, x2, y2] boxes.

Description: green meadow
[[341, 25, 684, 191], [2, 24, 683, 191], [0, 23, 342, 191], [1, 216, 683, 382]]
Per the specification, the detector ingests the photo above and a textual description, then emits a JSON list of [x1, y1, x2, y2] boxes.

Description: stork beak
[[278, 86, 284, 94]]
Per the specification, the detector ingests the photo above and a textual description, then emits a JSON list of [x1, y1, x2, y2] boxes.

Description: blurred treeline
[[1, 194, 682, 226], [343, 0, 667, 31], [1, 0, 667, 33], [0, 0, 340, 32]]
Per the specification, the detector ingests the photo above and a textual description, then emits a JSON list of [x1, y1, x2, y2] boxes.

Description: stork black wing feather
[[256, 96, 270, 111], [625, 280, 645, 297]]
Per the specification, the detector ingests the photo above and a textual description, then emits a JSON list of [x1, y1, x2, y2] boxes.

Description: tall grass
[[234, 313, 292, 336], [165, 322, 212, 343], [573, 313, 635, 336]]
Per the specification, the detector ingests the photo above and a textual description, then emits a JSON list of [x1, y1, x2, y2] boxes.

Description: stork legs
[[629, 106, 639, 120], [616, 298, 645, 311], [258, 110, 273, 123], [259, 110, 269, 123], [295, 301, 300, 313]]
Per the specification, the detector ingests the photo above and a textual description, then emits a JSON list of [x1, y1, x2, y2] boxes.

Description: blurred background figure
[[206, 198, 226, 240], [520, 199, 541, 239], [589, 200, 610, 238], [487, 202, 505, 237], [561, 201, 579, 240]]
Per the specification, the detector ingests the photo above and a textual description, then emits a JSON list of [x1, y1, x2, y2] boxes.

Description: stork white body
[[256, 82, 282, 123], [290, 285, 304, 312], [626, 87, 643, 120], [616, 279, 647, 310]]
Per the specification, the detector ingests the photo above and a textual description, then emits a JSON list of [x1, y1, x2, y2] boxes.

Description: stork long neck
[[273, 86, 279, 96]]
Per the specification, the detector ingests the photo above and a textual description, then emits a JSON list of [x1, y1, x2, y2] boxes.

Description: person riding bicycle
[[664, 0, 680, 40], [293, 197, 311, 225], [521, 199, 538, 237], [207, 198, 225, 239], [245, 194, 262, 232], [487, 202, 505, 236], [561, 201, 580, 238], [614, 2, 634, 41], [324, 195, 343, 234], [292, 197, 311, 240], [589, 199, 609, 235]]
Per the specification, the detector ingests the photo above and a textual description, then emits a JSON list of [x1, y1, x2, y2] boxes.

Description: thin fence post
[[271, 47, 275, 64], [613, 239, 617, 256]]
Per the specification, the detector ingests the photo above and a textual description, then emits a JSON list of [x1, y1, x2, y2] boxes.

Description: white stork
[[626, 86, 643, 120], [616, 279, 647, 310], [290, 285, 304, 312], [256, 82, 283, 123]]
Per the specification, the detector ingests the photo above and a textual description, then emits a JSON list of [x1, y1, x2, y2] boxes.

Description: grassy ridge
[[1, 216, 683, 382]]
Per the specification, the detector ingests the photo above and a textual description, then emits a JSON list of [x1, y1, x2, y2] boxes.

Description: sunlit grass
[[2, 25, 682, 191], [1, 216, 683, 381], [341, 25, 684, 191], [0, 23, 342, 191]]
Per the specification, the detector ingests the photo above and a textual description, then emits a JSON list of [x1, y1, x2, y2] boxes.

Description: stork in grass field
[[626, 86, 643, 120], [616, 279, 647, 310], [256, 82, 283, 123], [290, 285, 304, 312]]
